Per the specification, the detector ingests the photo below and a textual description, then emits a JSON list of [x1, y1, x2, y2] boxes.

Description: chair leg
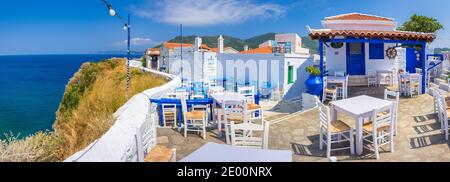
[[350, 129, 355, 155], [390, 131, 394, 153], [373, 132, 379, 159], [202, 118, 206, 139], [326, 135, 331, 158], [319, 129, 323, 150], [184, 120, 188, 138]]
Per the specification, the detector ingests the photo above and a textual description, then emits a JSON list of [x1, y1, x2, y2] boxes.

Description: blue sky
[[1, 0, 449, 55]]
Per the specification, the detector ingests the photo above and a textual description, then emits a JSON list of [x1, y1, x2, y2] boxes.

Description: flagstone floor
[[157, 86, 450, 162]]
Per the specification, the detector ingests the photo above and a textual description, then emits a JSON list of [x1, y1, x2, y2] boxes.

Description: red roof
[[163, 42, 193, 49], [240, 46, 273, 54], [325, 13, 393, 21], [308, 29, 435, 42]]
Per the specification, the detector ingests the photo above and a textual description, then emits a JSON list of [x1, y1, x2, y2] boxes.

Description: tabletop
[[330, 95, 392, 116], [179, 142, 292, 162], [211, 93, 247, 104]]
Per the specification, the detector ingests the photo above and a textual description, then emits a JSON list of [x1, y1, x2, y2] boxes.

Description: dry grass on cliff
[[0, 59, 167, 161], [54, 60, 166, 160]]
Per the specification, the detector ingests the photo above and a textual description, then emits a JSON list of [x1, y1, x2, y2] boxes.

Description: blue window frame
[[369, 43, 384, 59]]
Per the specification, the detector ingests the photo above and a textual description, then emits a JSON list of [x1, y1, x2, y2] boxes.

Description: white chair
[[161, 104, 177, 128], [384, 89, 400, 135], [322, 77, 337, 103], [367, 70, 378, 87], [181, 96, 207, 139], [362, 105, 395, 159], [437, 94, 450, 140], [220, 100, 248, 144], [407, 74, 421, 97], [334, 74, 348, 100], [136, 120, 176, 162], [318, 101, 354, 158], [229, 120, 270, 149], [238, 86, 263, 122]]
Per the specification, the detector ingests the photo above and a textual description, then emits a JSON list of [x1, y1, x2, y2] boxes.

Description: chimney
[[244, 45, 249, 51], [195, 36, 202, 52], [218, 35, 224, 53]]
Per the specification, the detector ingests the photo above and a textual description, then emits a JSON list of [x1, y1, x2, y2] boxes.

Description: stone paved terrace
[[157, 86, 450, 162]]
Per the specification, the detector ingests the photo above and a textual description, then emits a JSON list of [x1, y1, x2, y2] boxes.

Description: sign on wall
[[272, 42, 292, 54]]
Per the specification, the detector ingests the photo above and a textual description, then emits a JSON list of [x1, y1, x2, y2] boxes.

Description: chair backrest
[[229, 121, 270, 149], [318, 102, 331, 134], [384, 89, 400, 120], [238, 86, 256, 104], [370, 105, 394, 133], [367, 70, 376, 77], [180, 96, 188, 122], [335, 71, 345, 77], [222, 100, 247, 123], [136, 117, 157, 162]]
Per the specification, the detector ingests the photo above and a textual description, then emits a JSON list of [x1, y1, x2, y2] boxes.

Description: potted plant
[[304, 66, 323, 96]]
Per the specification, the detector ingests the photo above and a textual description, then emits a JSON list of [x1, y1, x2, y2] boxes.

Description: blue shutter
[[369, 43, 384, 59]]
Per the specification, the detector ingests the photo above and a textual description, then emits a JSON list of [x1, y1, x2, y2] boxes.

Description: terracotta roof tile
[[325, 13, 393, 21], [163, 42, 194, 49], [308, 29, 435, 42], [240, 46, 273, 54]]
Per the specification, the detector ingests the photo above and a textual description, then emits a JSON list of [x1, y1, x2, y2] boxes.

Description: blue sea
[[0, 54, 139, 138]]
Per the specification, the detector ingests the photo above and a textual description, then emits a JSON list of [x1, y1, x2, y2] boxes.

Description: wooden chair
[[318, 101, 354, 158], [229, 120, 270, 149], [367, 70, 378, 87], [437, 94, 450, 140], [408, 74, 421, 97], [322, 77, 337, 103], [238, 86, 263, 122], [161, 104, 177, 128], [220, 100, 248, 144], [362, 105, 395, 159], [181, 96, 207, 139], [384, 89, 400, 135], [136, 120, 176, 162]]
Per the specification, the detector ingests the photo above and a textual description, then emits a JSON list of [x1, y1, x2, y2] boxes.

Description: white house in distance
[[308, 13, 436, 87], [153, 33, 315, 100]]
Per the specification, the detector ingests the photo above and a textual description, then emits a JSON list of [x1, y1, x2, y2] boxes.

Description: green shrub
[[306, 66, 321, 76]]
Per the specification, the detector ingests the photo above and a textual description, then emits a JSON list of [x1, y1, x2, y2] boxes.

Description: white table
[[211, 93, 248, 137], [327, 76, 348, 99], [179, 142, 292, 162], [330, 95, 393, 155]]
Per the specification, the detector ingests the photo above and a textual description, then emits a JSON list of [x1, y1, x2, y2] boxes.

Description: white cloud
[[132, 0, 285, 26], [114, 37, 153, 46]]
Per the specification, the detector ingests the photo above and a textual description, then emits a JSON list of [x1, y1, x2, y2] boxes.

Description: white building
[[308, 13, 436, 87], [158, 33, 315, 100]]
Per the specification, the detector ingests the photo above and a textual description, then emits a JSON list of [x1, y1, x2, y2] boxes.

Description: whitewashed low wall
[[64, 66, 180, 162]]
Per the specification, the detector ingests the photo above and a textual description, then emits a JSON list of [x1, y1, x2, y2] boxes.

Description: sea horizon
[[0, 54, 141, 139]]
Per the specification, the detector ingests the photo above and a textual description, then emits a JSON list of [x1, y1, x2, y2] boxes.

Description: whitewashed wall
[[64, 67, 180, 162], [326, 42, 397, 74]]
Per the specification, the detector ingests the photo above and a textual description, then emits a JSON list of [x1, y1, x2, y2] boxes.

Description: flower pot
[[305, 74, 323, 96]]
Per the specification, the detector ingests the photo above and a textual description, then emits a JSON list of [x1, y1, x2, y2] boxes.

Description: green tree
[[398, 14, 443, 33]]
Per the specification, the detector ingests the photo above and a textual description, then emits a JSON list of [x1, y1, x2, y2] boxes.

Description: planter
[[305, 74, 323, 96]]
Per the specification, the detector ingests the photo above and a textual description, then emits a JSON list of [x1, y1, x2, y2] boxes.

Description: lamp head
[[109, 8, 116, 16]]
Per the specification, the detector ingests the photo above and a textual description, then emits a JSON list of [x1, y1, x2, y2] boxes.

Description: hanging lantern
[[386, 47, 397, 59]]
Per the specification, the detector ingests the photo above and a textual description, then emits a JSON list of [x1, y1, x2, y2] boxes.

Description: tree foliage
[[398, 14, 443, 33]]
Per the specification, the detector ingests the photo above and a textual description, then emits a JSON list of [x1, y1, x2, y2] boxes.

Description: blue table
[[150, 98, 214, 127]]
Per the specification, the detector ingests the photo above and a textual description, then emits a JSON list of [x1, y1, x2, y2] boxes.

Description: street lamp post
[[101, 0, 131, 99]]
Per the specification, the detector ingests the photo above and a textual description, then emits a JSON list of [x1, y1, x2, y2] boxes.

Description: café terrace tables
[[180, 142, 292, 162], [330, 95, 393, 155], [150, 98, 213, 127], [210, 92, 248, 137]]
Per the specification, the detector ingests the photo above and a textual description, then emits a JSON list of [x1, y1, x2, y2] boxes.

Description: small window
[[369, 43, 384, 59], [288, 66, 294, 84]]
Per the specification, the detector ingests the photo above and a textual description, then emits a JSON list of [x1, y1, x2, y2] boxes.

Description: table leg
[[356, 117, 363, 155]]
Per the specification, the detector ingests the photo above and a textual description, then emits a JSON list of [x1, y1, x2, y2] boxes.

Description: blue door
[[346, 42, 365, 75], [406, 48, 419, 73]]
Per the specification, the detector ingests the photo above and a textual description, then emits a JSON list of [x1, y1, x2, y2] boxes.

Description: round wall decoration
[[330, 42, 344, 49], [386, 47, 397, 59]]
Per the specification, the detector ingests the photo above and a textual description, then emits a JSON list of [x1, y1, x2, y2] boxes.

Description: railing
[[64, 66, 180, 162]]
